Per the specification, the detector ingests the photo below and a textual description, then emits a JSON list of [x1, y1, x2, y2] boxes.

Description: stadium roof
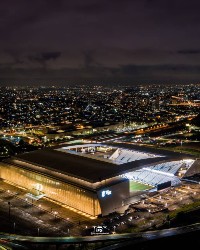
[[10, 143, 190, 183]]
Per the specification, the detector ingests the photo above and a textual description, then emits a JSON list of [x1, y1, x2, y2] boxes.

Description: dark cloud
[[1, 64, 200, 85], [83, 50, 102, 68], [83, 50, 95, 68], [40, 52, 61, 61], [28, 52, 61, 67], [178, 50, 200, 55], [121, 64, 200, 73], [4, 49, 24, 65], [0, 0, 200, 84]]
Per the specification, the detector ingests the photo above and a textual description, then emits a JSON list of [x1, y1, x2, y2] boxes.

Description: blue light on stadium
[[101, 190, 112, 198]]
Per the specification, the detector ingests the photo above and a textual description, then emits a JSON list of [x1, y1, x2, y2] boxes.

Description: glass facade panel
[[0, 163, 101, 216]]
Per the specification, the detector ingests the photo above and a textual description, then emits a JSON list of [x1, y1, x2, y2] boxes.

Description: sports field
[[129, 180, 152, 192]]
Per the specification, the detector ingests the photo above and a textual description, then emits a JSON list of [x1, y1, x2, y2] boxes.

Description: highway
[[0, 239, 27, 250], [0, 222, 200, 246]]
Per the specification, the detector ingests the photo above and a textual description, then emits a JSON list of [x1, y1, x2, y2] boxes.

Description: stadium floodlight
[[183, 159, 194, 163]]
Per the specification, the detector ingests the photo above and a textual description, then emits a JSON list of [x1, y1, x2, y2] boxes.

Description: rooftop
[[11, 143, 189, 183]]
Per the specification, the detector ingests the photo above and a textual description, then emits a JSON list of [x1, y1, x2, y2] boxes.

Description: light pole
[[8, 202, 11, 220], [37, 228, 40, 236]]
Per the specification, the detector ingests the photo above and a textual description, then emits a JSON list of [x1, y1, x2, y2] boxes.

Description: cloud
[[83, 50, 95, 68], [4, 50, 24, 65], [1, 63, 200, 85], [1, 0, 200, 85], [40, 52, 61, 61], [28, 52, 61, 67], [178, 50, 200, 54], [83, 50, 102, 68]]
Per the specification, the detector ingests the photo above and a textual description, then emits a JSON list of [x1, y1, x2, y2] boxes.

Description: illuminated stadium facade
[[0, 143, 196, 217]]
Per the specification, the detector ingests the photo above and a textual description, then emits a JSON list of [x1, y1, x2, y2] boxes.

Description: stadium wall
[[97, 180, 129, 216], [0, 162, 101, 217]]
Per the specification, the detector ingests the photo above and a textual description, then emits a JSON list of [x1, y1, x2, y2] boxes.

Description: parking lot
[[0, 180, 103, 236]]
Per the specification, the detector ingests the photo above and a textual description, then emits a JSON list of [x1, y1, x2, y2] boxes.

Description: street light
[[13, 222, 16, 234], [37, 228, 40, 236], [54, 211, 58, 218]]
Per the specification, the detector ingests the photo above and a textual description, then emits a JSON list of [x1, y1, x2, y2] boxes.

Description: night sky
[[1, 0, 200, 85]]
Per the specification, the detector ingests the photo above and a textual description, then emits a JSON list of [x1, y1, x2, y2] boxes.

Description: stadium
[[0, 142, 196, 217]]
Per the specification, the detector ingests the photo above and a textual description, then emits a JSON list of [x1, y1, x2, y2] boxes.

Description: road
[[0, 222, 200, 246]]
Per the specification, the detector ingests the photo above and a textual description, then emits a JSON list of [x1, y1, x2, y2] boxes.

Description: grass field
[[129, 180, 151, 192]]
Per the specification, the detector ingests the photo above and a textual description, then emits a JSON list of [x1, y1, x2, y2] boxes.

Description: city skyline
[[1, 0, 200, 84]]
